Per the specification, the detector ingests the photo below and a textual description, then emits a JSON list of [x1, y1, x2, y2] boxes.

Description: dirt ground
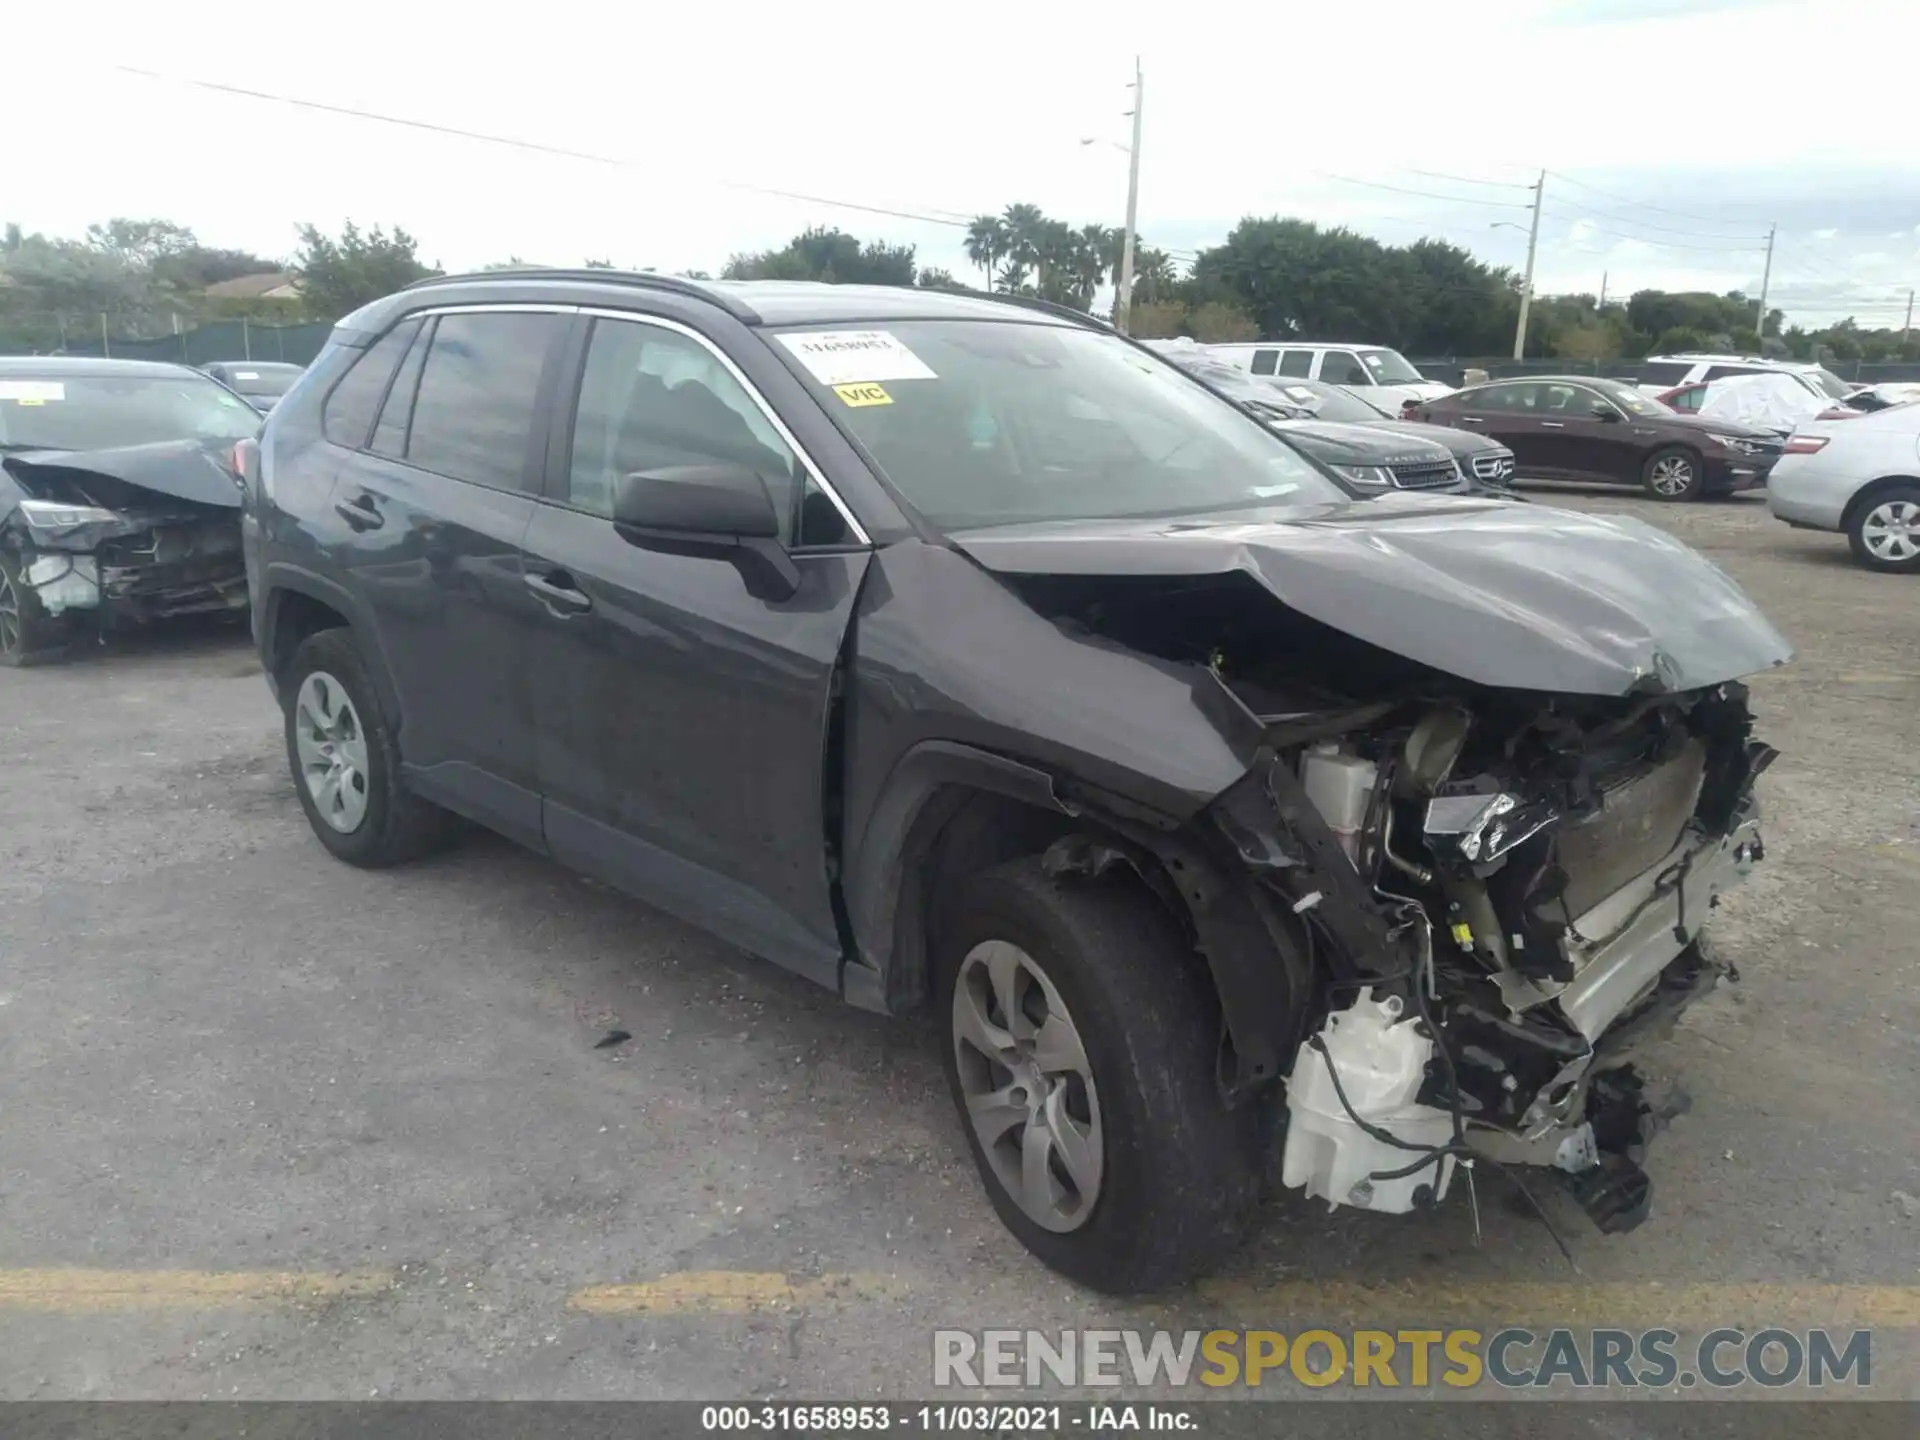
[[1, 488, 1915, 1417]]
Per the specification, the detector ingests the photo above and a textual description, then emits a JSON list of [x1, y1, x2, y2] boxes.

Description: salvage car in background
[[1203, 340, 1453, 412], [1768, 398, 1920, 572], [201, 360, 306, 415], [1412, 375, 1782, 500], [1143, 342, 1472, 495], [1, 358, 257, 665], [1253, 373, 1519, 490], [247, 272, 1787, 1292], [1659, 371, 1858, 436]]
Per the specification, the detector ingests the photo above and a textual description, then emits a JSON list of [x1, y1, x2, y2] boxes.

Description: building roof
[[203, 272, 300, 299]]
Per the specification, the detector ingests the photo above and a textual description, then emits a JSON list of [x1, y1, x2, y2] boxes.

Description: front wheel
[[1847, 484, 1920, 573], [938, 858, 1264, 1293], [1642, 446, 1704, 502], [0, 553, 76, 667]]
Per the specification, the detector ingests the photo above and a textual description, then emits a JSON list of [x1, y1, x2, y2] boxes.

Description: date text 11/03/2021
[[701, 1405, 1195, 1431]]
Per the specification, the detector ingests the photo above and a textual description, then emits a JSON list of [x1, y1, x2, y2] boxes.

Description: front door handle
[[1539, 421, 1567, 428], [524, 571, 592, 616], [1457, 415, 1484, 423], [334, 494, 384, 531]]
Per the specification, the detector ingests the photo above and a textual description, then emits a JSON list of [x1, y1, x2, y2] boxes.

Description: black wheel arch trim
[[258, 562, 404, 728]]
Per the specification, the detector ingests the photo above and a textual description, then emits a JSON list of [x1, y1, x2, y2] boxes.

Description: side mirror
[[1594, 406, 1621, 422], [612, 463, 780, 537], [611, 464, 798, 601]]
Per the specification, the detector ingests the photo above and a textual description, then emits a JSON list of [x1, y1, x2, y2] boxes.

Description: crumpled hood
[[951, 493, 1794, 696], [2, 438, 243, 510], [1270, 420, 1451, 466]]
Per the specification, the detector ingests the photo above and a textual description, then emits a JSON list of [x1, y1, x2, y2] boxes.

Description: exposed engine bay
[[1, 448, 247, 637], [1010, 567, 1778, 1238]]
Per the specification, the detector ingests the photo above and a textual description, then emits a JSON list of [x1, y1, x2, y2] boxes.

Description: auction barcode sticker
[[0, 381, 65, 402], [776, 330, 936, 386]]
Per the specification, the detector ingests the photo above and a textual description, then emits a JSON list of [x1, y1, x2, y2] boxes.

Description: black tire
[[937, 858, 1264, 1294], [281, 627, 453, 867], [1845, 482, 1920, 574], [1641, 445, 1704, 502], [0, 551, 77, 667]]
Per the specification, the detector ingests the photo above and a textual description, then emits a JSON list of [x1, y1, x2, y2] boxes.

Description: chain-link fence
[[0, 313, 333, 366], [1410, 357, 1920, 388]]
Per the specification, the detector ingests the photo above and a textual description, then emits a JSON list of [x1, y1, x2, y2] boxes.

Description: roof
[[203, 272, 300, 299], [1648, 353, 1822, 369], [0, 356, 201, 378], [403, 270, 1086, 328]]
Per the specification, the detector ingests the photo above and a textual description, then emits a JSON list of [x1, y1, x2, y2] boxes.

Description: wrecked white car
[[1, 359, 257, 664]]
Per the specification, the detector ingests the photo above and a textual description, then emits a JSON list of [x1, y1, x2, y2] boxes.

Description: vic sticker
[[833, 383, 893, 407], [777, 330, 936, 386]]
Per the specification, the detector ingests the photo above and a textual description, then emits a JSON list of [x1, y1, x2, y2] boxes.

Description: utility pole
[[1115, 58, 1144, 336], [1754, 223, 1776, 348], [1513, 169, 1544, 360], [1903, 287, 1913, 339], [1599, 271, 1608, 308]]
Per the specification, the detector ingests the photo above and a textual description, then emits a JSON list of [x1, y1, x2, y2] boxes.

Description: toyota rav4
[[243, 272, 1788, 1293]]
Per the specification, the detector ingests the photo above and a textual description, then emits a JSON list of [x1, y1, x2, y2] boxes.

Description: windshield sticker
[[778, 330, 936, 386], [235, 370, 260, 380], [833, 382, 894, 407], [0, 381, 65, 403]]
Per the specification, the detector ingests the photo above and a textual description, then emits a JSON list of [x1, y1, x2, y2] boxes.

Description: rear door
[[1439, 382, 1551, 469], [519, 309, 872, 987], [329, 306, 570, 847]]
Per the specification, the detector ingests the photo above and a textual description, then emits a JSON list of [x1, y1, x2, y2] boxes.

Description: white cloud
[[1813, 228, 1840, 241]]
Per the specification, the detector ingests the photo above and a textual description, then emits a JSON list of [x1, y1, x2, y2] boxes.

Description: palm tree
[[963, 216, 1006, 291], [1133, 247, 1178, 304], [1076, 224, 1117, 309], [999, 203, 1046, 292]]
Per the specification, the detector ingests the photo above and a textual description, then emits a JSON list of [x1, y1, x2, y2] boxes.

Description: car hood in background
[[1, 438, 244, 510], [1268, 420, 1451, 466], [951, 493, 1793, 697], [1352, 417, 1506, 457]]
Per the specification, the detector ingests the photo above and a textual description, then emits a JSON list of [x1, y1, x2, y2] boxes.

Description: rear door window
[[321, 319, 420, 448], [404, 311, 561, 491], [369, 319, 432, 459], [1277, 350, 1314, 377], [1702, 364, 1765, 382], [1469, 382, 1536, 413]]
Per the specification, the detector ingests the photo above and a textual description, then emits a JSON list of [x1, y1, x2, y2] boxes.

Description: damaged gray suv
[[243, 272, 1788, 1293]]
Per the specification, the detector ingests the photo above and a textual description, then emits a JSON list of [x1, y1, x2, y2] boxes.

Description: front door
[[1532, 383, 1642, 482], [330, 308, 570, 847], [521, 312, 871, 987]]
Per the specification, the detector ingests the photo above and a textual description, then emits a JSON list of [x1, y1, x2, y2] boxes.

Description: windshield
[[1358, 349, 1422, 384], [1589, 377, 1675, 417], [216, 364, 302, 398], [0, 372, 263, 452], [771, 321, 1348, 529], [1266, 378, 1389, 422], [1810, 368, 1851, 401]]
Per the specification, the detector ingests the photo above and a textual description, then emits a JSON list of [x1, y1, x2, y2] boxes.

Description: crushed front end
[[1212, 680, 1773, 1234]]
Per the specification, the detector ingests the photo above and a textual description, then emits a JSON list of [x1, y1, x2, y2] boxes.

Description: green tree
[[917, 266, 961, 288], [722, 227, 916, 286], [964, 215, 1007, 290], [292, 222, 439, 318]]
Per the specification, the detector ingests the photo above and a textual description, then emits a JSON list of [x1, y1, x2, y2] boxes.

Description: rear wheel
[[281, 628, 453, 866], [0, 553, 76, 667], [1846, 484, 1920, 573], [1641, 446, 1704, 501], [938, 858, 1264, 1293]]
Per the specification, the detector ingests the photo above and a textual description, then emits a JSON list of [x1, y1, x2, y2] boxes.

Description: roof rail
[[929, 286, 1113, 331], [403, 268, 759, 322]]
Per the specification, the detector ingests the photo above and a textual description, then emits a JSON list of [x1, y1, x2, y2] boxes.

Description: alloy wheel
[[1859, 499, 1920, 563], [293, 670, 372, 833], [951, 939, 1104, 1233], [0, 570, 18, 656], [1649, 455, 1697, 496]]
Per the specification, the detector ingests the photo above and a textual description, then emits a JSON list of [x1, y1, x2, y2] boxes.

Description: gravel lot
[[2, 489, 1916, 1411]]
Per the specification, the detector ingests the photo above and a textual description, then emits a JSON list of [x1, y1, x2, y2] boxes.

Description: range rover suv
[[243, 271, 1786, 1292]]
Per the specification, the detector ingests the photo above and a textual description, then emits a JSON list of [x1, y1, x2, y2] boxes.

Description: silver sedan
[[1767, 401, 1920, 572]]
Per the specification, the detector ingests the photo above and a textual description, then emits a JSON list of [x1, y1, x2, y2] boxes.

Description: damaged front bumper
[[15, 520, 247, 627]]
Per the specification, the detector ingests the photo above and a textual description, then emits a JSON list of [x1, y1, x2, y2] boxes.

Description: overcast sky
[[11, 0, 1918, 328]]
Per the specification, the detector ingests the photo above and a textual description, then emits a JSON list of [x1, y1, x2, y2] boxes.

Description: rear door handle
[[334, 494, 384, 531], [1457, 415, 1484, 424], [524, 571, 592, 616], [1539, 421, 1566, 428]]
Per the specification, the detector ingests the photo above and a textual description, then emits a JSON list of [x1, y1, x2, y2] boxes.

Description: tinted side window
[[1277, 350, 1313, 377], [1319, 351, 1369, 385], [370, 319, 432, 459], [321, 319, 419, 448], [1249, 349, 1279, 376], [1702, 364, 1763, 382], [565, 318, 801, 538], [405, 312, 558, 491], [1638, 361, 1693, 386], [1469, 383, 1533, 412]]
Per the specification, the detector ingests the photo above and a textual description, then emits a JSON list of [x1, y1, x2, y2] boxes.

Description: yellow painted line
[[1192, 1281, 1920, 1329], [569, 1270, 901, 1316], [0, 1268, 392, 1312]]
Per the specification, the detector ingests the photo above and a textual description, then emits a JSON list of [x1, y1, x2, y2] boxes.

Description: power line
[[1538, 212, 1770, 253], [1546, 170, 1767, 229], [1312, 172, 1534, 209], [112, 65, 980, 232], [1399, 168, 1534, 191], [1544, 194, 1770, 243]]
